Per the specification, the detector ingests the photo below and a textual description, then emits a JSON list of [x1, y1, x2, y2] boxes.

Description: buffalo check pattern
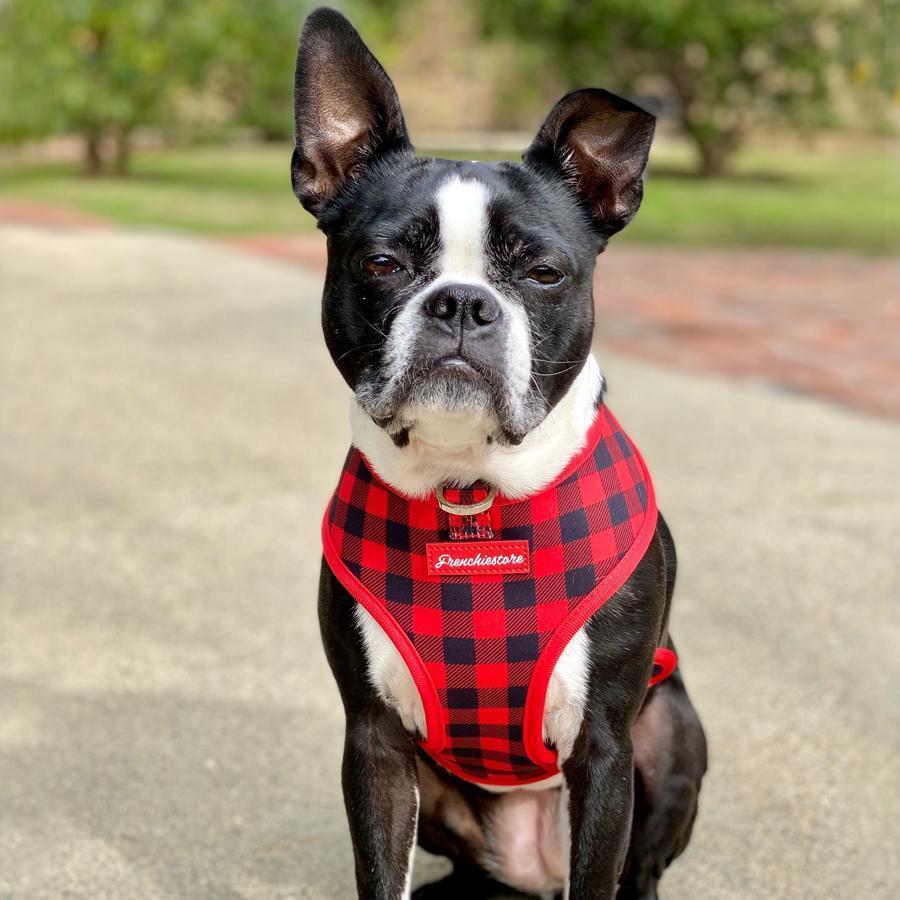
[[323, 403, 668, 786]]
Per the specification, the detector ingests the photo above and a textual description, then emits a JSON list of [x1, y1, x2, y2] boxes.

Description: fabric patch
[[426, 541, 530, 576]]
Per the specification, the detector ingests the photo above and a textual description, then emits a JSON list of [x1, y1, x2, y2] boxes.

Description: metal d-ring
[[435, 484, 498, 516]]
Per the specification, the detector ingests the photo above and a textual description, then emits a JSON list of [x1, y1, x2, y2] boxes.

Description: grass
[[0, 138, 896, 253], [630, 143, 897, 253]]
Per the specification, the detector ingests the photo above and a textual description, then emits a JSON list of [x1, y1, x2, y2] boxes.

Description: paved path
[[1, 224, 897, 899]]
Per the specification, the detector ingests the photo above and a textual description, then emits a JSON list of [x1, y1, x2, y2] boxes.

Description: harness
[[322, 403, 676, 787]]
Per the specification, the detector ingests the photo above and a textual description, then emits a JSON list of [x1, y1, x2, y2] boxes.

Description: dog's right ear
[[524, 89, 655, 245], [292, 8, 412, 217]]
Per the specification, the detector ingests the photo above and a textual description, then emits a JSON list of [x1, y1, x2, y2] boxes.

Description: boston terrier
[[293, 9, 707, 899]]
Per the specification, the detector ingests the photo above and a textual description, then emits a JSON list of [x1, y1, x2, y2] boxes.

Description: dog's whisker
[[355, 311, 389, 340], [334, 341, 383, 364]]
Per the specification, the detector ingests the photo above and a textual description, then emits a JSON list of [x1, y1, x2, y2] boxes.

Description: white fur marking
[[352, 355, 604, 499], [381, 175, 492, 403], [354, 605, 427, 739], [482, 789, 567, 893], [435, 176, 489, 278], [544, 627, 590, 765], [432, 176, 532, 422], [401, 784, 420, 900]]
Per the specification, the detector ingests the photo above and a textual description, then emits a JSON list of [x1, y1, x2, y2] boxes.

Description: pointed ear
[[292, 8, 412, 217], [524, 89, 655, 244]]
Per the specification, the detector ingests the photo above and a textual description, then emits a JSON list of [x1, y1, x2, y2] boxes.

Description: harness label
[[426, 540, 531, 576]]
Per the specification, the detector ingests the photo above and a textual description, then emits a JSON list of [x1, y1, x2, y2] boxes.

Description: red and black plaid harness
[[322, 404, 676, 787]]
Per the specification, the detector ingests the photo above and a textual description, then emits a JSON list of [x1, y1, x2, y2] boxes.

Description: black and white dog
[[293, 9, 706, 899]]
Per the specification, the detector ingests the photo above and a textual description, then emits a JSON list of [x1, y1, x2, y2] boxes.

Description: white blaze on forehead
[[433, 176, 531, 403], [435, 175, 490, 279]]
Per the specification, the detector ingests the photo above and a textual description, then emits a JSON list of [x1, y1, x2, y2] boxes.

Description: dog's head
[[292, 8, 654, 446]]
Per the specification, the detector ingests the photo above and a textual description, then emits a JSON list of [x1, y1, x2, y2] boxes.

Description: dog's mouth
[[429, 354, 490, 383], [391, 353, 500, 407], [361, 352, 521, 434]]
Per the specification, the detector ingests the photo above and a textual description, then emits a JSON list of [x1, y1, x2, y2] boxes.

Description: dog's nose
[[423, 285, 501, 331]]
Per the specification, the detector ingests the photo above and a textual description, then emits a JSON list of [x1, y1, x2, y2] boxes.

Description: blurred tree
[[0, 0, 217, 174], [207, 1, 311, 142], [0, 1, 367, 166], [473, 0, 891, 177]]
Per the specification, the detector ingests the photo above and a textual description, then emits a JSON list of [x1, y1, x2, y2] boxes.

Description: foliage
[[0, 0, 889, 180], [203, 1, 311, 141], [0, 0, 217, 173], [0, 1, 324, 171], [472, 0, 892, 176]]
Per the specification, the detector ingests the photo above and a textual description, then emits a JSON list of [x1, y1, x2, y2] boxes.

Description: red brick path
[[0, 199, 107, 229], [2, 200, 896, 421], [593, 246, 899, 421]]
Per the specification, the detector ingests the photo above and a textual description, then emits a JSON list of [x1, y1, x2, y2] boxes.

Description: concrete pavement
[[0, 224, 897, 898]]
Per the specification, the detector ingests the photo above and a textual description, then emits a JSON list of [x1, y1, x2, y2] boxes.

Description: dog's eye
[[361, 254, 402, 277], [525, 265, 564, 286]]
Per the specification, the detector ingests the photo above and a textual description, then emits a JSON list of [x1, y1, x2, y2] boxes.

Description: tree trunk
[[113, 129, 132, 176], [83, 130, 104, 176], [82, 24, 109, 176], [665, 61, 739, 179], [695, 136, 733, 178]]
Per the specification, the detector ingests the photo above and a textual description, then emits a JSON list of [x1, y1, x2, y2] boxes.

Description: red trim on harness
[[649, 647, 678, 687], [322, 519, 447, 755], [522, 449, 659, 768]]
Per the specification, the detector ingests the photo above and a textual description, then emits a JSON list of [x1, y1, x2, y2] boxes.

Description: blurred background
[[1, 0, 897, 414], [1, 0, 895, 246], [0, 2, 897, 898]]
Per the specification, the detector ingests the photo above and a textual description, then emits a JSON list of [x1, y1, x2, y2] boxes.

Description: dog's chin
[[411, 362, 495, 411], [398, 366, 499, 430], [361, 359, 527, 443]]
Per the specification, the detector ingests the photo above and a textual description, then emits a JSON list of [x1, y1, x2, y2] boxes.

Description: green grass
[[629, 144, 898, 253], [0, 144, 309, 235], [1, 139, 896, 253]]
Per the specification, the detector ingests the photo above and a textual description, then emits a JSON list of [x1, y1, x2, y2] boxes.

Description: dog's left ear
[[292, 8, 412, 217], [524, 89, 655, 244]]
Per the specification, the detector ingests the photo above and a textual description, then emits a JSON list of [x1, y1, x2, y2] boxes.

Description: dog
[[293, 9, 707, 899]]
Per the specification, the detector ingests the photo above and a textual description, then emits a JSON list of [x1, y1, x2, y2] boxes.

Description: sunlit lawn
[[1, 138, 895, 253]]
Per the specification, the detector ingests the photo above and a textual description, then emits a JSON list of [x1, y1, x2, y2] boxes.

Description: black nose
[[423, 284, 501, 331]]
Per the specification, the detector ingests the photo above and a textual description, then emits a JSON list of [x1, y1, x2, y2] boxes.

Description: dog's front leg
[[342, 705, 420, 900], [562, 723, 634, 900], [320, 566, 420, 899]]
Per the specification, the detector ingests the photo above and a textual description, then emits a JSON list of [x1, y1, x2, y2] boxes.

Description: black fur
[[524, 89, 656, 246]]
